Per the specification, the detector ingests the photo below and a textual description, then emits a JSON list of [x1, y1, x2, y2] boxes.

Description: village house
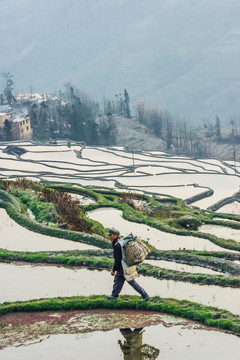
[[0, 106, 32, 140], [0, 111, 7, 127], [11, 115, 32, 140]]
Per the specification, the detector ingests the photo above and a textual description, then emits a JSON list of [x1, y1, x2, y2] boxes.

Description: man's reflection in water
[[118, 328, 160, 360]]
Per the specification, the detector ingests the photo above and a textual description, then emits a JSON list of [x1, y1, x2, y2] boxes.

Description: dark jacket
[[112, 238, 123, 273]]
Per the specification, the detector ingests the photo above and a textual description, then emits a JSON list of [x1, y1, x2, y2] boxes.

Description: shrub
[[169, 215, 202, 230]]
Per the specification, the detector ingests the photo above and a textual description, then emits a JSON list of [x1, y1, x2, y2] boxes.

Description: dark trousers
[[112, 271, 148, 298]]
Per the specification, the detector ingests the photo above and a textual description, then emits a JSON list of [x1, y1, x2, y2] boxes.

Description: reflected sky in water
[[1, 323, 239, 360], [1, 263, 240, 315]]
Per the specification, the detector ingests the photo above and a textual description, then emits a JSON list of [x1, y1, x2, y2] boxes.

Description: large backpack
[[119, 233, 151, 266]]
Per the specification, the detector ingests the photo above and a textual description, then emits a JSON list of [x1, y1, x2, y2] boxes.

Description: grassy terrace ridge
[[0, 296, 240, 336], [1, 180, 240, 332], [1, 181, 240, 253], [47, 185, 240, 252], [0, 201, 111, 249], [0, 180, 240, 287], [0, 181, 240, 267], [2, 247, 240, 275], [1, 249, 240, 288]]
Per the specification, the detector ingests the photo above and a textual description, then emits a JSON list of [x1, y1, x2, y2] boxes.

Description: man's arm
[[113, 242, 122, 272]]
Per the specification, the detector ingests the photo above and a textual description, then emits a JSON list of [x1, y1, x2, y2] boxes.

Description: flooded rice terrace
[[0, 142, 240, 357], [1, 262, 240, 314], [0, 208, 97, 252], [87, 207, 234, 252], [0, 142, 240, 209], [1, 312, 239, 359]]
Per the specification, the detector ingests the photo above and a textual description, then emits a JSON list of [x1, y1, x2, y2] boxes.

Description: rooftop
[[13, 115, 30, 123]]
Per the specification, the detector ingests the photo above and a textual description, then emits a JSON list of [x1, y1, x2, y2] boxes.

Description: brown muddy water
[[1, 263, 240, 315], [0, 311, 239, 359]]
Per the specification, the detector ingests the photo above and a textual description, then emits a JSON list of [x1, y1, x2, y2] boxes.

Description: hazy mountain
[[1, 0, 240, 123]]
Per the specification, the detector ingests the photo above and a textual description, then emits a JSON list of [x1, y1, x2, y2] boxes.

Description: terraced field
[[0, 142, 240, 357]]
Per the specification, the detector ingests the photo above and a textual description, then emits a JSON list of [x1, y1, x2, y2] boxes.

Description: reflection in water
[[119, 328, 160, 360], [1, 319, 240, 359]]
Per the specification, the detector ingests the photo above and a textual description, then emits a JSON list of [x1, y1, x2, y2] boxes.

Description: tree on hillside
[[230, 117, 235, 138], [1, 72, 15, 105], [29, 102, 51, 140], [135, 101, 146, 124], [3, 119, 12, 141], [230, 116, 238, 141], [112, 93, 124, 116], [166, 119, 173, 150], [69, 96, 84, 141], [103, 98, 114, 116], [151, 109, 164, 137], [215, 115, 222, 139], [124, 89, 131, 118], [64, 82, 75, 102], [103, 90, 131, 118], [99, 114, 117, 146], [135, 101, 167, 138], [50, 86, 102, 144]]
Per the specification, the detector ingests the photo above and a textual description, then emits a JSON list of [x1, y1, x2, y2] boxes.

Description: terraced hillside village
[[0, 142, 240, 357]]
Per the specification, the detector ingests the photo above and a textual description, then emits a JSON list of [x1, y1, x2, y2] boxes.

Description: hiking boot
[[141, 295, 150, 302], [106, 295, 118, 300]]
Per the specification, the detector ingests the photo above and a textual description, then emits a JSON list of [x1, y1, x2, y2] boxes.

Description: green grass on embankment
[[0, 296, 240, 335], [0, 248, 240, 288]]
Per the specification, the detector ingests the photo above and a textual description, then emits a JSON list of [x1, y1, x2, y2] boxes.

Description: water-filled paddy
[[199, 224, 240, 241], [217, 201, 240, 215], [1, 143, 240, 348], [114, 173, 240, 209], [145, 259, 221, 275], [1, 318, 239, 359], [117, 184, 205, 199], [87, 207, 230, 252], [1, 263, 240, 315], [1, 144, 240, 209], [0, 209, 97, 252]]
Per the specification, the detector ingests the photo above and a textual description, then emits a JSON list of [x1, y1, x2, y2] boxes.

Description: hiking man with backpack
[[107, 228, 150, 301]]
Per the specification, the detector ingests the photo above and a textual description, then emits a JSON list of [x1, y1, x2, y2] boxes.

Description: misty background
[[1, 0, 240, 123]]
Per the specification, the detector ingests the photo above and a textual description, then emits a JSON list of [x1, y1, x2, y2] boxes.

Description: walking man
[[107, 228, 149, 301]]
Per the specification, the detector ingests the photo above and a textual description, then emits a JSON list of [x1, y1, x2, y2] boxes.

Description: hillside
[[1, 0, 240, 122], [114, 116, 165, 151], [114, 115, 240, 161]]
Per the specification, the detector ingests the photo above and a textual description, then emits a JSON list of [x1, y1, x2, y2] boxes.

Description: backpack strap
[[118, 239, 126, 263]]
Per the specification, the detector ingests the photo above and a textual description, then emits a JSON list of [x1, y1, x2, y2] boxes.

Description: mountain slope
[[1, 0, 240, 122]]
